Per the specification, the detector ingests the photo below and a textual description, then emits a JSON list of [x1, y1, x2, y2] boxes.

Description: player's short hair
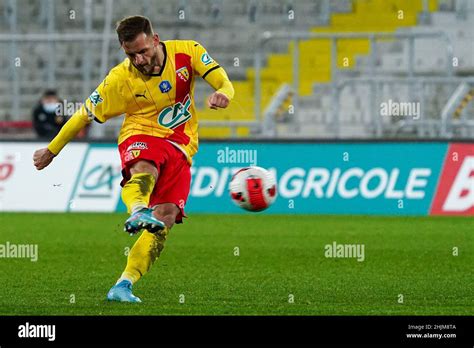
[[116, 15, 154, 44]]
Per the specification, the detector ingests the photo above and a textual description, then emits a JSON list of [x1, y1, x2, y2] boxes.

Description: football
[[229, 166, 277, 212]]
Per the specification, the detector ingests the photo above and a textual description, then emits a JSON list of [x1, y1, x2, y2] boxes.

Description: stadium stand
[[0, 0, 473, 139]]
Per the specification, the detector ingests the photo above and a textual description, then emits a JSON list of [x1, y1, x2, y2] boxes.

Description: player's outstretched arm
[[33, 108, 91, 170], [191, 41, 234, 110], [205, 68, 234, 110]]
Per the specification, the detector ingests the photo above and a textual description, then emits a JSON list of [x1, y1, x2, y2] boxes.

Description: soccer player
[[32, 15, 234, 303]]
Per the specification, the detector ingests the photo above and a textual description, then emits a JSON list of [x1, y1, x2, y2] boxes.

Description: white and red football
[[229, 166, 277, 212]]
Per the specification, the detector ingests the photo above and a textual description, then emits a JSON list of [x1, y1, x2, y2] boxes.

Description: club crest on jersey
[[157, 94, 192, 129], [89, 90, 103, 106], [201, 52, 214, 66], [124, 149, 141, 161], [159, 80, 172, 93], [176, 66, 190, 82]]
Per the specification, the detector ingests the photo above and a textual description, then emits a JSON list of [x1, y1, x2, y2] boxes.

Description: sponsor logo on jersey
[[89, 90, 103, 106], [126, 142, 148, 151], [157, 94, 192, 129], [201, 52, 214, 66], [177, 66, 190, 82], [159, 80, 172, 93]]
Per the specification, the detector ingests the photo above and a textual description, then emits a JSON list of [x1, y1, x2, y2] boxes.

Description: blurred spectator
[[32, 90, 66, 138]]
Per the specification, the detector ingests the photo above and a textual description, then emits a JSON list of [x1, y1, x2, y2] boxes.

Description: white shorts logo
[[126, 142, 148, 151]]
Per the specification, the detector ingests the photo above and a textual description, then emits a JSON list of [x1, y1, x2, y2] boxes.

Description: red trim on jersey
[[167, 53, 192, 145]]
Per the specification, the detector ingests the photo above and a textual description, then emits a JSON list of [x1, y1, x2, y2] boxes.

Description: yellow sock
[[120, 228, 169, 284], [121, 173, 156, 214]]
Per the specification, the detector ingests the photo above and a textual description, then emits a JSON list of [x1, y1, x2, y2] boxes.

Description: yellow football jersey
[[83, 40, 231, 161]]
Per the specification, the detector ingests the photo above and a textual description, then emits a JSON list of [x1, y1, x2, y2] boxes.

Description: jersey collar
[[149, 42, 167, 77]]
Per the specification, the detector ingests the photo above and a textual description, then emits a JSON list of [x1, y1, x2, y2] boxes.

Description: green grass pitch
[[0, 213, 472, 315]]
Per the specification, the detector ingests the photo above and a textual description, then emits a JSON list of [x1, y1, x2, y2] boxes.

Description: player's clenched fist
[[33, 148, 55, 170], [207, 92, 230, 110]]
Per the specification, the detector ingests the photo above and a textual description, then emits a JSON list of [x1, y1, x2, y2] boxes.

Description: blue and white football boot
[[124, 207, 165, 234], [106, 280, 141, 303]]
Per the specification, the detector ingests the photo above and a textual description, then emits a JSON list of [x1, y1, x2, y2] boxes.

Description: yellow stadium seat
[[197, 0, 438, 138]]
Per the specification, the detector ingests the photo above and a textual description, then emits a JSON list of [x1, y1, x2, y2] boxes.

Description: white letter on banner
[[443, 157, 474, 211], [360, 168, 388, 199], [192, 167, 218, 197], [326, 168, 341, 198], [385, 168, 404, 199], [405, 168, 431, 199], [279, 168, 305, 198], [338, 168, 363, 198], [215, 167, 229, 197], [302, 168, 330, 198]]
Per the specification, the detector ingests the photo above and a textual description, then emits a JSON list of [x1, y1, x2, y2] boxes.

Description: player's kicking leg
[[121, 160, 165, 234]]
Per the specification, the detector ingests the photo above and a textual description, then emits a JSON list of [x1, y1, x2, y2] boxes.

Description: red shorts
[[118, 134, 191, 224]]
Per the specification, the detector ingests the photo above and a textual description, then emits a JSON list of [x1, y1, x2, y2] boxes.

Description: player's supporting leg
[[107, 204, 178, 303], [119, 204, 179, 283], [122, 160, 165, 233], [107, 160, 168, 303]]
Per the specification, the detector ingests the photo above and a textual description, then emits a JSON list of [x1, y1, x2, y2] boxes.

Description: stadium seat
[[2, 0, 473, 141]]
